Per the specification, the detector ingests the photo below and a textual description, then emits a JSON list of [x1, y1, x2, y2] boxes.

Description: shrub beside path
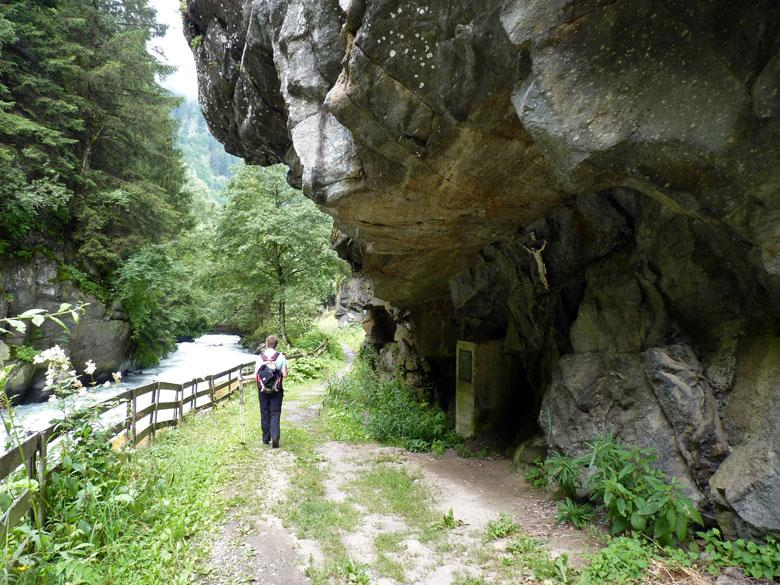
[[198, 348, 600, 584]]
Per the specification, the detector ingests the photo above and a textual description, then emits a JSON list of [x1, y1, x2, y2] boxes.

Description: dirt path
[[199, 349, 600, 584]]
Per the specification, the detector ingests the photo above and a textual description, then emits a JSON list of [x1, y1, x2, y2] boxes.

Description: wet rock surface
[[187, 0, 780, 536]]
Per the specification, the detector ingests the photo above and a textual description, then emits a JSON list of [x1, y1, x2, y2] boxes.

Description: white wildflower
[[112, 371, 122, 383], [84, 360, 96, 376], [33, 345, 68, 365]]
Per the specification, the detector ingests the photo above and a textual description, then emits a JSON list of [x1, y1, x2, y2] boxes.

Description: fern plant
[[555, 497, 595, 529], [545, 451, 584, 498]]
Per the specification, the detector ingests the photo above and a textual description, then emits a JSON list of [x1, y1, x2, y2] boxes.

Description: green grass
[[374, 529, 408, 579], [4, 337, 350, 584], [273, 425, 357, 559], [100, 403, 262, 583], [321, 354, 461, 453], [374, 532, 406, 582], [348, 465, 435, 528], [453, 574, 490, 585], [6, 396, 269, 584]]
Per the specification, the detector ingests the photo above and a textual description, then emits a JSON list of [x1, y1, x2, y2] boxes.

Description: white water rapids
[[1, 334, 254, 444]]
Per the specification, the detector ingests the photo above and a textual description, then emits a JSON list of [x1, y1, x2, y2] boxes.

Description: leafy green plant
[[438, 508, 464, 529], [335, 558, 371, 585], [485, 513, 519, 540], [0, 303, 85, 336], [56, 263, 110, 303], [431, 439, 447, 457], [535, 553, 574, 585], [555, 497, 595, 529], [506, 534, 543, 555], [286, 355, 334, 383], [583, 436, 702, 544], [10, 344, 38, 363], [524, 458, 548, 488], [697, 528, 780, 580], [545, 451, 584, 498], [321, 357, 460, 453], [578, 535, 654, 585], [455, 443, 472, 458]]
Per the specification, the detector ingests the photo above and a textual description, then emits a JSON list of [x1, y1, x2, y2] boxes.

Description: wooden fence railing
[[0, 361, 256, 540]]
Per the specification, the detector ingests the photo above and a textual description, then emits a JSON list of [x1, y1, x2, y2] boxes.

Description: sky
[[149, 0, 199, 100]]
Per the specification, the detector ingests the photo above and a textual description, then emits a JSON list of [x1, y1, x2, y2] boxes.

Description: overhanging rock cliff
[[184, 0, 780, 537]]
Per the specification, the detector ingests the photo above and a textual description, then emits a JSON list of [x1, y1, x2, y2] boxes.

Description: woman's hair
[[265, 335, 279, 349]]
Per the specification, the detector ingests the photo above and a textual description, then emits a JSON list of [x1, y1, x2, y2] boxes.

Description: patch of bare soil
[[317, 441, 601, 584], [409, 451, 599, 567], [201, 511, 310, 585], [199, 444, 311, 585]]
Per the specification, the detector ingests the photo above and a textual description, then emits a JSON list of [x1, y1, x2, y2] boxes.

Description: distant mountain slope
[[173, 99, 240, 204]]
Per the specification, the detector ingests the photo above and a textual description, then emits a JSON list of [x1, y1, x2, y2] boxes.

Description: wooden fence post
[[126, 393, 132, 442], [36, 433, 47, 525], [177, 384, 184, 422], [208, 376, 215, 407], [192, 379, 197, 411], [26, 442, 39, 525], [151, 381, 160, 443], [131, 387, 137, 446]]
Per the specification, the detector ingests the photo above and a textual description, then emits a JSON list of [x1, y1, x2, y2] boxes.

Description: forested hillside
[[0, 0, 190, 275], [173, 99, 240, 204]]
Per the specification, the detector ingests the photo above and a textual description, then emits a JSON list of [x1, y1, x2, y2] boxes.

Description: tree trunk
[[278, 283, 291, 346]]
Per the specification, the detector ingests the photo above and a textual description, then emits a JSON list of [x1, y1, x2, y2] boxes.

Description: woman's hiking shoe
[[271, 439, 280, 448]]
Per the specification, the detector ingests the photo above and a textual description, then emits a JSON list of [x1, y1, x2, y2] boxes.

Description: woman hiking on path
[[255, 335, 288, 448]]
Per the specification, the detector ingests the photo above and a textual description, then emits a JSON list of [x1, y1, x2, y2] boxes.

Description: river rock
[[187, 0, 780, 536]]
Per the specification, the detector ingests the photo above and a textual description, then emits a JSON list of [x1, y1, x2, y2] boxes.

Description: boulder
[[510, 435, 548, 466], [4, 362, 36, 402], [709, 335, 780, 538], [540, 350, 700, 499], [0, 254, 132, 402]]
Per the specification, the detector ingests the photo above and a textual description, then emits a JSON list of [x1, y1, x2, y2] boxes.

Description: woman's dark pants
[[259, 390, 283, 445]]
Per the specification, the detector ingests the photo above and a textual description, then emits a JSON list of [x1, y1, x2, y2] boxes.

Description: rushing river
[[2, 334, 255, 441]]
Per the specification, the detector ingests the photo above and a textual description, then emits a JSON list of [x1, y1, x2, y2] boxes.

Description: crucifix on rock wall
[[522, 232, 549, 290]]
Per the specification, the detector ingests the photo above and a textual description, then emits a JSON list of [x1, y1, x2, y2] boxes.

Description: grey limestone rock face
[[334, 274, 375, 324], [186, 0, 780, 305], [187, 0, 780, 535], [709, 336, 780, 538]]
